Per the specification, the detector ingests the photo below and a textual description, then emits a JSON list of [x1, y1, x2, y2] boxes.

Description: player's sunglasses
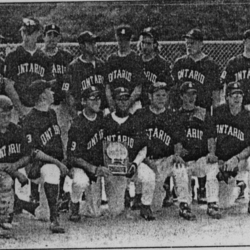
[[229, 92, 243, 97], [88, 95, 101, 101], [116, 96, 129, 101]]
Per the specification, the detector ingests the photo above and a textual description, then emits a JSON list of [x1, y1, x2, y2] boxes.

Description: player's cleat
[[14, 195, 39, 216], [140, 204, 155, 221], [101, 200, 108, 205], [131, 193, 142, 210], [207, 202, 221, 219], [236, 181, 246, 200], [197, 188, 207, 204], [69, 202, 81, 222], [50, 220, 65, 234], [179, 202, 196, 221]]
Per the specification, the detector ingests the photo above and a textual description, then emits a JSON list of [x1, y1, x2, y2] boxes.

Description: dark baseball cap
[[44, 24, 60, 35], [20, 18, 41, 35], [183, 29, 203, 41], [78, 31, 100, 44], [149, 81, 169, 94], [226, 82, 243, 96], [28, 79, 52, 100], [243, 30, 250, 40], [82, 86, 101, 98], [180, 81, 197, 94], [140, 27, 159, 41], [113, 87, 130, 98], [0, 95, 13, 112], [115, 24, 133, 40]]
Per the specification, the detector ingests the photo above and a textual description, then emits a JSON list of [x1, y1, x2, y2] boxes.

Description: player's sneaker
[[236, 181, 246, 200], [50, 220, 65, 234], [207, 202, 222, 219], [131, 194, 142, 210], [179, 202, 196, 221], [197, 188, 207, 204], [69, 202, 81, 222], [140, 204, 155, 221]]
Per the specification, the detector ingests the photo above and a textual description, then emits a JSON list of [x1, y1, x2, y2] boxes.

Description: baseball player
[[68, 31, 106, 113], [214, 81, 250, 212], [137, 27, 173, 107], [220, 29, 250, 197], [102, 86, 158, 220], [41, 24, 74, 211], [0, 95, 34, 238], [67, 85, 112, 221], [171, 28, 222, 204], [22, 80, 68, 233], [105, 24, 145, 114], [173, 81, 221, 219], [132, 81, 198, 220], [4, 18, 53, 123]]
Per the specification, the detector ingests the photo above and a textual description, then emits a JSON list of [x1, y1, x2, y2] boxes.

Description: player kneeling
[[22, 81, 68, 234], [214, 82, 250, 212], [0, 96, 32, 238], [67, 86, 112, 221], [174, 81, 221, 219]]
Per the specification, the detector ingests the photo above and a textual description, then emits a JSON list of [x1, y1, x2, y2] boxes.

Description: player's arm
[[128, 84, 142, 108], [105, 84, 115, 112], [4, 77, 25, 119]]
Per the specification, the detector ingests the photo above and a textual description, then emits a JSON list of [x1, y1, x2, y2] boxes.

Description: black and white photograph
[[0, 0, 250, 249]]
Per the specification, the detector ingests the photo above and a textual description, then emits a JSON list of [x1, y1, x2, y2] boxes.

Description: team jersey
[[41, 48, 73, 105], [176, 106, 216, 162], [67, 112, 104, 168], [0, 123, 30, 163], [0, 56, 5, 95], [68, 56, 106, 110], [140, 54, 173, 106], [221, 54, 250, 105], [4, 46, 53, 107], [133, 106, 184, 159], [171, 54, 221, 111], [103, 112, 147, 163], [213, 104, 250, 161], [22, 108, 64, 161], [105, 50, 145, 94]]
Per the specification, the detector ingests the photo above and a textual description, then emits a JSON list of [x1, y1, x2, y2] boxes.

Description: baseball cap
[[44, 24, 60, 35], [148, 81, 169, 94], [81, 86, 101, 98], [20, 18, 41, 35], [226, 82, 243, 96], [78, 31, 100, 44], [115, 24, 133, 40], [140, 27, 159, 41], [28, 79, 52, 101], [180, 81, 197, 94], [0, 95, 13, 112], [183, 29, 203, 41], [243, 30, 250, 40], [113, 87, 130, 98]]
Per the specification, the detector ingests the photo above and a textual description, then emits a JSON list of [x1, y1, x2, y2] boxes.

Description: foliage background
[[1, 0, 250, 43]]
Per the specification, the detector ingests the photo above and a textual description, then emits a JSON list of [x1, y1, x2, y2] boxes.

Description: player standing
[[67, 86, 112, 221], [137, 27, 173, 107], [4, 18, 53, 123], [105, 24, 145, 114], [22, 80, 68, 233], [171, 28, 222, 203], [214, 82, 250, 212], [68, 31, 106, 113]]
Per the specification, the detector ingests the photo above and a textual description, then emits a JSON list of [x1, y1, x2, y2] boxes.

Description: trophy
[[103, 140, 129, 175]]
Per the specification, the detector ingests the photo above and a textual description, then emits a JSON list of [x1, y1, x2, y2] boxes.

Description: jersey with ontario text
[[214, 104, 250, 161], [4, 46, 53, 107]]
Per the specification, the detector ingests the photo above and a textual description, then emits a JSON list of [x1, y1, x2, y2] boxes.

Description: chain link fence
[[0, 41, 244, 70]]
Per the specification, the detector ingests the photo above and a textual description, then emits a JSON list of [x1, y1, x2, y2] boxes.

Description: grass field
[[1, 200, 250, 249]]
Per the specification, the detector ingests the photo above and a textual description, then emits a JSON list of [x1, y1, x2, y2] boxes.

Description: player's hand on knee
[[57, 162, 68, 177], [206, 153, 218, 164], [126, 162, 137, 178], [4, 163, 17, 175], [224, 156, 239, 171], [96, 166, 112, 177]]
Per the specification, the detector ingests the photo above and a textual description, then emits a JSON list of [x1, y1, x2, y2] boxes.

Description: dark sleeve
[[220, 58, 235, 86], [43, 56, 54, 82], [67, 124, 83, 159], [204, 112, 217, 139], [4, 53, 15, 79], [207, 60, 221, 91], [20, 128, 32, 157], [170, 112, 186, 145]]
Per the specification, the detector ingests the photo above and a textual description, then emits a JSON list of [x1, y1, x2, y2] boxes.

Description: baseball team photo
[[1, 0, 250, 248]]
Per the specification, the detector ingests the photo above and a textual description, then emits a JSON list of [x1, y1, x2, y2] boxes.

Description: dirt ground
[[1, 200, 250, 249]]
